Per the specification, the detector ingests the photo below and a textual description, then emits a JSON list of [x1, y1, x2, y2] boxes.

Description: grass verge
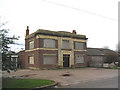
[[2, 78, 54, 88], [111, 67, 120, 69]]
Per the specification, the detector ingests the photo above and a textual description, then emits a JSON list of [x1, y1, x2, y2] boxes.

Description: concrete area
[[2, 68, 118, 86], [60, 76, 118, 88]]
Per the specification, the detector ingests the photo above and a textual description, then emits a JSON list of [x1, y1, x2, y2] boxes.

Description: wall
[[74, 51, 87, 67], [87, 56, 105, 67], [22, 34, 87, 69]]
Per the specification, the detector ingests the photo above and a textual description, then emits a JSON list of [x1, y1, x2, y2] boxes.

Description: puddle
[[20, 74, 36, 77], [62, 72, 71, 77]]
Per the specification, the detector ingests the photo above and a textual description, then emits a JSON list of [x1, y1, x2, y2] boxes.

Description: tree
[[0, 21, 19, 72], [118, 41, 120, 53], [118, 42, 120, 66], [104, 50, 119, 65]]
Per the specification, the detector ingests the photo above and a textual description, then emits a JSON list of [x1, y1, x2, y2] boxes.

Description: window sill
[[43, 47, 57, 49], [76, 63, 84, 64], [61, 48, 72, 50]]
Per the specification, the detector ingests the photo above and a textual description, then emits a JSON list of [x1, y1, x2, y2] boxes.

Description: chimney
[[72, 30, 76, 34], [26, 26, 29, 36]]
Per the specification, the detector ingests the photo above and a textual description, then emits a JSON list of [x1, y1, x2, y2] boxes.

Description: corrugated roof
[[25, 29, 87, 39], [87, 48, 115, 56]]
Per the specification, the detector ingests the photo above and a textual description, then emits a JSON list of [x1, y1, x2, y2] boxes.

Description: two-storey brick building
[[21, 26, 88, 69]]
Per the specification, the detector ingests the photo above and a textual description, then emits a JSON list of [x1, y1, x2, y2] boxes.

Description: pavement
[[2, 68, 118, 86]]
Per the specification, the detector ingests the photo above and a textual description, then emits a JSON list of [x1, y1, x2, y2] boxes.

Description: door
[[63, 54, 70, 67]]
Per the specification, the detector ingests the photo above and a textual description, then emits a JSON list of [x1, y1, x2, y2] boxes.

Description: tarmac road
[[60, 76, 118, 88]]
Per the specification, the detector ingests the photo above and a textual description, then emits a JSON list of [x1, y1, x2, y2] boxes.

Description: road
[[59, 76, 118, 88]]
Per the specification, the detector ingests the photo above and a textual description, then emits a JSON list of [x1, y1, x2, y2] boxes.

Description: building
[[21, 26, 88, 69], [6, 51, 19, 69], [87, 48, 117, 67]]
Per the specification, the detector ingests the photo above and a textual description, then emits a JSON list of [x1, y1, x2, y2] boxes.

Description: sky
[[0, 0, 119, 52]]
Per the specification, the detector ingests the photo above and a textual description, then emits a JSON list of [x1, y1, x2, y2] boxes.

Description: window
[[43, 55, 56, 64], [28, 55, 34, 64], [62, 40, 69, 49], [29, 40, 34, 49], [75, 54, 84, 64], [44, 39, 55, 48], [75, 42, 84, 50]]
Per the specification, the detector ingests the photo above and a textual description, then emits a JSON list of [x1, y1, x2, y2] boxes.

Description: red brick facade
[[21, 28, 88, 69], [74, 51, 87, 67]]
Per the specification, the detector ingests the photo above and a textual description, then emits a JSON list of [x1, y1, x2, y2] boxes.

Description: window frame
[[28, 55, 34, 65], [75, 42, 85, 50], [29, 40, 34, 50], [62, 40, 70, 49], [75, 54, 85, 64], [43, 55, 57, 65], [43, 39, 56, 48]]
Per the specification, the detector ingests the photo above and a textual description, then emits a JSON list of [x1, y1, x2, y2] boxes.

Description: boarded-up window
[[43, 55, 56, 64], [44, 39, 55, 48], [28, 55, 34, 64], [75, 54, 84, 64], [75, 42, 84, 50], [62, 40, 69, 49], [29, 40, 34, 49]]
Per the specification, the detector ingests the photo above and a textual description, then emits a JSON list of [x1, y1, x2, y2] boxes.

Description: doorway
[[63, 54, 70, 67]]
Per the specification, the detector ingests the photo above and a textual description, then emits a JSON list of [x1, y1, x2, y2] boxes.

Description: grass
[[2, 78, 54, 88], [111, 67, 120, 69]]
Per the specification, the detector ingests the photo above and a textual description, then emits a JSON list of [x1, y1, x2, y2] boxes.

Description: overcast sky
[[0, 0, 119, 52]]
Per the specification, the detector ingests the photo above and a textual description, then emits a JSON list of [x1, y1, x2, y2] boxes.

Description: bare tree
[[104, 51, 118, 64]]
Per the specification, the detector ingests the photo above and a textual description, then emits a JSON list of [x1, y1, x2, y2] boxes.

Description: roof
[[87, 48, 116, 56], [7, 51, 15, 54], [7, 51, 18, 55], [25, 29, 88, 40]]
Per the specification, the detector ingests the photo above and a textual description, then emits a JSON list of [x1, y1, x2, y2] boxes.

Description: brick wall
[[22, 50, 58, 68], [24, 50, 40, 68], [19, 51, 25, 68], [74, 51, 87, 67], [39, 50, 58, 68], [23, 35, 87, 69], [25, 37, 36, 50], [74, 41, 87, 49], [39, 38, 58, 48]]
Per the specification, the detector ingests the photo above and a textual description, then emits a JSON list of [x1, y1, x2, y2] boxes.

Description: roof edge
[[25, 29, 88, 40]]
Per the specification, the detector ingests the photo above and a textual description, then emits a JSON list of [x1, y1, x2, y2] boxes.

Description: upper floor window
[[29, 40, 34, 49], [75, 42, 84, 50], [28, 55, 34, 64], [62, 40, 69, 49], [44, 39, 55, 48]]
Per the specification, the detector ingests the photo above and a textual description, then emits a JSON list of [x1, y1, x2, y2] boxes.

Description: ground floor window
[[43, 55, 57, 64], [75, 54, 84, 64], [28, 55, 34, 64]]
